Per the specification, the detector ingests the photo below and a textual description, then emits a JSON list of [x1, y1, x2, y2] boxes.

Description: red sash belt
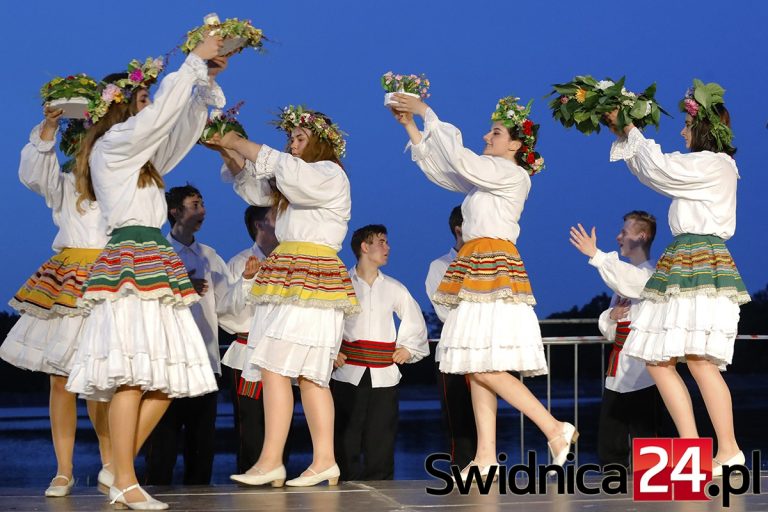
[[340, 339, 396, 368], [606, 321, 631, 377], [235, 333, 248, 345]]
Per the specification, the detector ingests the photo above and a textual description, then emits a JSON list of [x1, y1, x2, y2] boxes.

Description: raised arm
[[609, 127, 736, 200], [98, 36, 223, 177], [18, 114, 66, 211]]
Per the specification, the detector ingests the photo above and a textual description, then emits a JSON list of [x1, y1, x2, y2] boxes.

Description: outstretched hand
[[192, 33, 224, 60], [569, 224, 598, 258], [207, 130, 243, 151], [242, 256, 261, 280], [390, 107, 414, 126], [389, 93, 429, 118], [603, 109, 635, 138], [40, 105, 63, 141]]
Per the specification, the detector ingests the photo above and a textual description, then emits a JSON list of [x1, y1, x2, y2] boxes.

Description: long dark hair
[[690, 104, 737, 157]]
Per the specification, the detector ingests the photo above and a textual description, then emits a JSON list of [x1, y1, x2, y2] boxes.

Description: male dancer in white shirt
[[570, 210, 664, 468], [332, 224, 429, 480], [425, 206, 477, 469], [144, 185, 256, 484]]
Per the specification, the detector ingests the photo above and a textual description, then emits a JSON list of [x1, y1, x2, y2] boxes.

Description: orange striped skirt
[[9, 248, 102, 318], [433, 238, 536, 307]]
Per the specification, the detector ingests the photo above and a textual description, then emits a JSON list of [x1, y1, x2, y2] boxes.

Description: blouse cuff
[[220, 162, 237, 183], [196, 80, 226, 108], [609, 127, 644, 162], [29, 121, 57, 153], [182, 53, 210, 86], [243, 145, 279, 180], [588, 249, 610, 269]]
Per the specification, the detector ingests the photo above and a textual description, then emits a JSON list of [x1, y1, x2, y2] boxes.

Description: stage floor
[[1, 476, 766, 512]]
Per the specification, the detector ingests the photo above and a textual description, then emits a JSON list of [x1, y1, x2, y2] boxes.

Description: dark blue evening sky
[[2, 1, 766, 318]]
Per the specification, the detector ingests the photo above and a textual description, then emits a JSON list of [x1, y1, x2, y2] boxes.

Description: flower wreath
[[381, 71, 430, 99], [200, 101, 248, 144], [548, 76, 668, 135], [679, 79, 734, 153], [490, 96, 544, 175], [40, 73, 100, 104], [182, 16, 266, 55], [274, 105, 347, 159], [86, 57, 165, 124]]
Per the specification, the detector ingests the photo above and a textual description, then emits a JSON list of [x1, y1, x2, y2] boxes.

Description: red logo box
[[633, 438, 712, 501]]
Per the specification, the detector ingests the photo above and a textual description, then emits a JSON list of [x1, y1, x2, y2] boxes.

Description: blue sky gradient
[[2, 1, 766, 317]]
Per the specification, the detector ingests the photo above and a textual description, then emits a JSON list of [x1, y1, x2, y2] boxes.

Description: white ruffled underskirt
[[65, 295, 218, 401], [221, 341, 248, 371], [437, 299, 547, 376], [241, 302, 344, 387], [0, 312, 86, 376], [622, 295, 740, 371]]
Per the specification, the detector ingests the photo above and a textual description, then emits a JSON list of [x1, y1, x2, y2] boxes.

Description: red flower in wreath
[[526, 151, 536, 165], [523, 119, 534, 136]]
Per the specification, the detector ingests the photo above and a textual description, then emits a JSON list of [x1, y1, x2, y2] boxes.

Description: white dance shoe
[[230, 465, 286, 487], [285, 464, 340, 487], [453, 460, 498, 482], [44, 474, 75, 497], [109, 484, 168, 510], [712, 450, 745, 477], [98, 464, 114, 494], [548, 422, 579, 467]]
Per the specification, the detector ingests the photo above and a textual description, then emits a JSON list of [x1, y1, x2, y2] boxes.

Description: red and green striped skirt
[[642, 234, 750, 305], [80, 226, 198, 308]]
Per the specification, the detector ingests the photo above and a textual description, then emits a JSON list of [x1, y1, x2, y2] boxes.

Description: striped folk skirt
[[623, 234, 751, 370], [0, 248, 101, 375], [65, 226, 217, 401], [433, 238, 547, 376], [242, 241, 358, 387]]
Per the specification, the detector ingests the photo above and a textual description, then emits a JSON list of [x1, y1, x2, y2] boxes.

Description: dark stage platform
[[1, 476, 766, 512]]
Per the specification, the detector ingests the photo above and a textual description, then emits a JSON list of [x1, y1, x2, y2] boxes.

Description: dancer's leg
[[132, 390, 172, 456], [646, 360, 698, 438], [248, 369, 293, 473], [298, 377, 336, 474], [686, 356, 739, 460], [109, 386, 144, 503], [86, 400, 112, 466], [49, 375, 76, 483], [471, 372, 567, 453], [467, 376, 498, 466]]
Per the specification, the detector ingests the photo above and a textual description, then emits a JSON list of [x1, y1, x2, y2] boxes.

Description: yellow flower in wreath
[[575, 88, 587, 104]]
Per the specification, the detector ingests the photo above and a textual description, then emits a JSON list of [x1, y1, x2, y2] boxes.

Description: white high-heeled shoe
[[712, 451, 745, 478], [98, 464, 114, 494], [44, 474, 75, 497], [285, 464, 340, 487], [109, 484, 168, 510], [230, 465, 286, 487], [548, 422, 579, 466], [453, 460, 498, 482]]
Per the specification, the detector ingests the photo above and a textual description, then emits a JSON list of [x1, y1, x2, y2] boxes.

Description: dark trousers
[[229, 368, 294, 473], [144, 390, 218, 485], [598, 385, 664, 467], [436, 365, 477, 467], [332, 369, 398, 480]]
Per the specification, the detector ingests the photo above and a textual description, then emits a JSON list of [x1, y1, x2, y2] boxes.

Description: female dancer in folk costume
[[65, 35, 226, 510], [0, 108, 112, 497], [606, 80, 749, 476], [207, 106, 358, 487], [390, 93, 577, 476]]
